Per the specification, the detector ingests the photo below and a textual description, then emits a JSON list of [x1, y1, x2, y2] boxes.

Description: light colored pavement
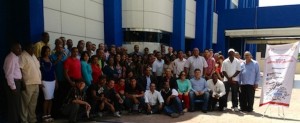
[[55, 75, 300, 123]]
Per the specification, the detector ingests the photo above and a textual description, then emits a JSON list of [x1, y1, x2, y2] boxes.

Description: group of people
[[3, 32, 260, 123]]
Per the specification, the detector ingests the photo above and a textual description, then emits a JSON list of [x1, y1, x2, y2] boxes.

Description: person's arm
[[81, 62, 89, 82], [158, 92, 164, 104], [152, 61, 157, 76], [137, 91, 145, 98], [254, 63, 260, 88], [202, 57, 208, 76], [184, 58, 190, 75], [144, 91, 149, 103], [4, 56, 17, 90], [187, 80, 192, 92]]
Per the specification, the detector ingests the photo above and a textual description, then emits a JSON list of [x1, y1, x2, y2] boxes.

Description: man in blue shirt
[[239, 51, 260, 112], [189, 69, 209, 113]]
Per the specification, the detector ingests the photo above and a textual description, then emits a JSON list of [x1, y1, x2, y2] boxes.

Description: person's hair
[[90, 55, 98, 63], [42, 32, 48, 37], [179, 71, 186, 77], [10, 41, 20, 50], [71, 47, 78, 52], [23, 42, 33, 51], [80, 51, 89, 61], [212, 72, 218, 77], [99, 75, 107, 81], [194, 68, 201, 72], [218, 55, 224, 60], [41, 46, 50, 58]]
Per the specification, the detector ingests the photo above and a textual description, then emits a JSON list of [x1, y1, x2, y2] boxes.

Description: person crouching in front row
[[144, 83, 164, 114]]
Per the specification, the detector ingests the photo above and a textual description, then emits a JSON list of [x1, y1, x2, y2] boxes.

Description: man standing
[[66, 39, 73, 55], [189, 69, 209, 113], [34, 32, 50, 58], [221, 49, 241, 112], [184, 48, 208, 78], [152, 52, 164, 90], [239, 51, 260, 112], [204, 49, 215, 80], [130, 45, 143, 56], [173, 50, 186, 77], [3, 42, 22, 123], [86, 41, 94, 57], [19, 43, 42, 123], [144, 83, 164, 114], [64, 47, 82, 89]]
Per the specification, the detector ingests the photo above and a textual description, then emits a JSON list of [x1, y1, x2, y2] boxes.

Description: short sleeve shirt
[[221, 58, 241, 82]]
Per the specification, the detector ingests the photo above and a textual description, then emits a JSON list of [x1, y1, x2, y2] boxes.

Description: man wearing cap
[[221, 48, 241, 112]]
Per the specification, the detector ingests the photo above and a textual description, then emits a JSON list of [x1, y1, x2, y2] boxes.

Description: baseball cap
[[228, 48, 235, 53]]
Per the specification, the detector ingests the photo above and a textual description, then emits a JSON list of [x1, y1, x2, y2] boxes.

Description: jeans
[[208, 95, 226, 111], [189, 91, 209, 111], [224, 82, 239, 108], [164, 97, 183, 115]]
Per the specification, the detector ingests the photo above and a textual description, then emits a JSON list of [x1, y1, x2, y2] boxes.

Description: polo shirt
[[64, 57, 82, 80], [184, 56, 208, 78]]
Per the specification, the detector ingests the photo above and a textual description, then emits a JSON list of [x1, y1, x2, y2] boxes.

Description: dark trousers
[[224, 82, 239, 108], [240, 84, 255, 111], [156, 76, 163, 91], [6, 80, 21, 123], [164, 97, 183, 115], [124, 97, 145, 110], [189, 91, 209, 111], [208, 95, 226, 111], [62, 103, 86, 123], [53, 80, 66, 118]]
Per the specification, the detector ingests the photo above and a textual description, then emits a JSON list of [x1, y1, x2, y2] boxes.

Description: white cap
[[228, 48, 235, 53]]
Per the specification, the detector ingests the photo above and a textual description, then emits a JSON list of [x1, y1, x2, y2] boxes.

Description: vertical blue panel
[[192, 0, 208, 51], [206, 0, 214, 49], [29, 0, 44, 43], [246, 44, 257, 60], [104, 0, 123, 46], [216, 0, 226, 13], [172, 0, 186, 51], [238, 0, 245, 8]]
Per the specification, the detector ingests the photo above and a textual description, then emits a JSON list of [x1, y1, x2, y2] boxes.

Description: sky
[[259, 0, 300, 7]]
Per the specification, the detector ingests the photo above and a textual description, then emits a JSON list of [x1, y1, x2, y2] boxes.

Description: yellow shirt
[[34, 41, 49, 58], [19, 51, 42, 85]]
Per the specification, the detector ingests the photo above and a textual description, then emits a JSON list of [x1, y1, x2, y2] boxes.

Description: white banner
[[259, 42, 299, 107]]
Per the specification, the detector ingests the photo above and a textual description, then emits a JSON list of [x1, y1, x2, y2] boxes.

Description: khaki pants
[[20, 84, 39, 123]]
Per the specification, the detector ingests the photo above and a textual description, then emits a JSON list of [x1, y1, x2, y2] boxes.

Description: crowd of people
[[3, 32, 260, 123]]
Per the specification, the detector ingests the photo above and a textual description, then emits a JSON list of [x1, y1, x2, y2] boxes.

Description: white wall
[[44, 0, 104, 49], [122, 0, 173, 32], [185, 0, 196, 38]]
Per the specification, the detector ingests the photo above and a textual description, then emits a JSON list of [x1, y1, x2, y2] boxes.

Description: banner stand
[[263, 104, 285, 120]]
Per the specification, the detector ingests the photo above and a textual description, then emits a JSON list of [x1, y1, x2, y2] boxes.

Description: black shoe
[[170, 113, 180, 118], [189, 109, 195, 112], [202, 110, 207, 113]]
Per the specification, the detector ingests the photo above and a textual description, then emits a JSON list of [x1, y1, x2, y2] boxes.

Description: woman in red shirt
[[91, 55, 102, 84], [215, 55, 224, 80]]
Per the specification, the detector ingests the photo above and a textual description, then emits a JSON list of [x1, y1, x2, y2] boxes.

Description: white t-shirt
[[173, 58, 187, 76], [221, 58, 241, 82], [152, 59, 164, 76], [144, 90, 164, 106], [207, 79, 226, 98]]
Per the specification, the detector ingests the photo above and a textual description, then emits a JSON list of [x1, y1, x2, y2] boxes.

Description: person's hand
[[118, 98, 123, 104], [184, 92, 189, 96], [254, 84, 258, 90], [39, 84, 45, 88], [166, 97, 171, 105], [85, 102, 91, 110], [159, 104, 163, 110], [55, 81, 58, 90], [147, 105, 151, 111], [178, 92, 182, 95], [194, 91, 200, 96], [198, 91, 204, 96], [119, 90, 125, 95], [214, 94, 220, 98], [228, 77, 233, 83], [11, 89, 17, 94]]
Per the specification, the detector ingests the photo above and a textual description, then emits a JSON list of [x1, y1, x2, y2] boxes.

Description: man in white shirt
[[184, 48, 208, 78], [173, 50, 186, 77], [207, 73, 226, 111], [19, 43, 42, 123], [152, 52, 164, 90], [221, 48, 241, 112], [144, 83, 164, 114], [3, 42, 22, 123]]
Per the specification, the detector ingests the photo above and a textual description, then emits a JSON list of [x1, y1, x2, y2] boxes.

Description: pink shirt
[[3, 52, 22, 90], [205, 57, 215, 76]]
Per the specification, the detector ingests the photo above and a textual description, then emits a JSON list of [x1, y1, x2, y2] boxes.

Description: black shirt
[[125, 83, 144, 95]]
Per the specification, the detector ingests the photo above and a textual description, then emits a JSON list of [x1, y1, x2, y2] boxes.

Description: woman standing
[[114, 54, 125, 79], [40, 46, 56, 122], [81, 51, 93, 86], [215, 55, 224, 80], [176, 71, 192, 112], [91, 55, 102, 84], [103, 57, 118, 80]]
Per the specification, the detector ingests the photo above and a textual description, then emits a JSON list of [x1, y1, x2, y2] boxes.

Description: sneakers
[[223, 107, 227, 111], [114, 111, 121, 118], [234, 107, 239, 112], [170, 113, 180, 118], [183, 108, 188, 113]]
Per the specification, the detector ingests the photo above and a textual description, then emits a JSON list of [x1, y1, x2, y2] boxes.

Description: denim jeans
[[164, 96, 183, 115], [189, 91, 209, 111]]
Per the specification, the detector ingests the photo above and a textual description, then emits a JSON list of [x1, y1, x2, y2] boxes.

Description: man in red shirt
[[64, 47, 82, 88]]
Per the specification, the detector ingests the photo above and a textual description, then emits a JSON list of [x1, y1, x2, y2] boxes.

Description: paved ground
[[55, 75, 300, 123]]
